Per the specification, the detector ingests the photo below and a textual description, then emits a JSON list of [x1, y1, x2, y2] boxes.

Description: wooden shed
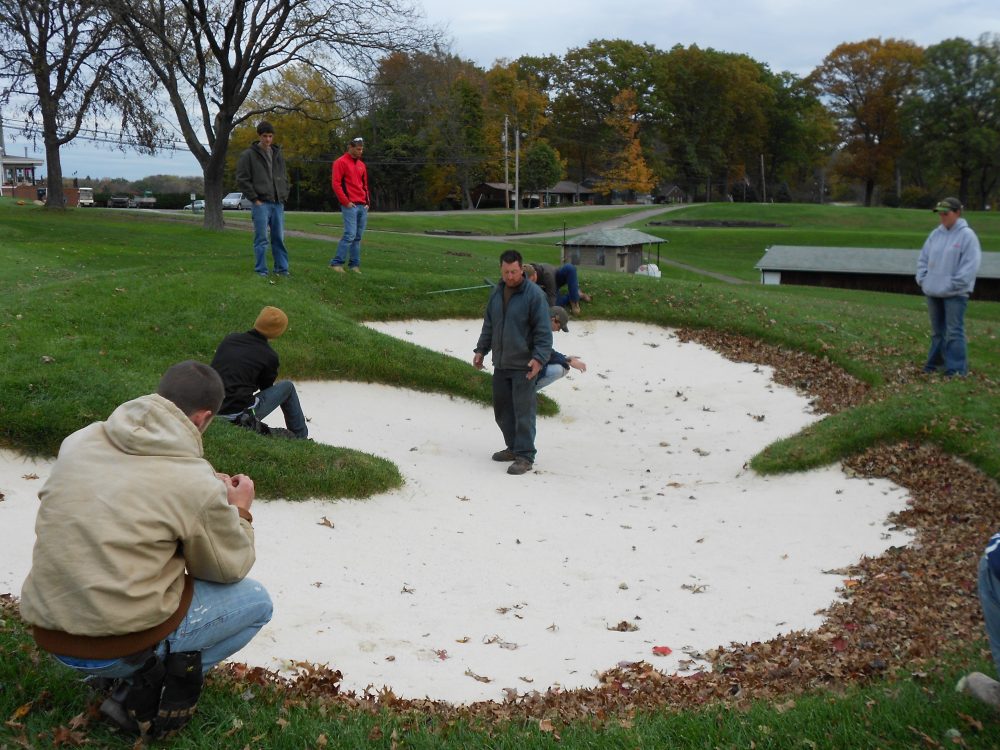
[[561, 228, 667, 273], [755, 245, 1000, 301]]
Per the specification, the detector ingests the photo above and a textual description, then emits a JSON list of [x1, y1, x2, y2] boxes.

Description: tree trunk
[[864, 178, 875, 207], [201, 150, 229, 230], [40, 97, 66, 209]]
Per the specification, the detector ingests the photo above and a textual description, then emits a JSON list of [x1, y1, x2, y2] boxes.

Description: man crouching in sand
[[19, 360, 272, 740]]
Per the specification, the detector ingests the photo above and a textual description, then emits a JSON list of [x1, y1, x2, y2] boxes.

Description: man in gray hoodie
[[916, 197, 982, 376]]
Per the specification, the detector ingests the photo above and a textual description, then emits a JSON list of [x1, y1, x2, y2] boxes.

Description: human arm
[[952, 229, 982, 294], [527, 288, 553, 376], [235, 150, 257, 203], [332, 156, 351, 207], [183, 477, 256, 583], [567, 356, 587, 373], [987, 532, 1000, 579]]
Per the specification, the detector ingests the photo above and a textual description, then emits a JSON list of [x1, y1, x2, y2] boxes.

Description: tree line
[[1, 0, 998, 225]]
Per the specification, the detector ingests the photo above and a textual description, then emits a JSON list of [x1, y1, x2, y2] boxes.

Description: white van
[[78, 187, 94, 207]]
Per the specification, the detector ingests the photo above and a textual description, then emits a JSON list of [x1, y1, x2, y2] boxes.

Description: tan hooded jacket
[[20, 394, 256, 658]]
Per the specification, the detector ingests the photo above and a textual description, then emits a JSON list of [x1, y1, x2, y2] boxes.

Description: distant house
[[1, 153, 44, 198], [470, 180, 597, 209], [561, 228, 668, 273], [470, 182, 513, 208], [542, 181, 595, 206], [755, 245, 1000, 301]]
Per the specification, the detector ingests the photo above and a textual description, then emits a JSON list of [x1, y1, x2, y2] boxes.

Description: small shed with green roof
[[560, 228, 667, 273]]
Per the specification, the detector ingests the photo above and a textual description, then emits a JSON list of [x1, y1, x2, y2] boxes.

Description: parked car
[[108, 195, 131, 208], [222, 192, 253, 210], [133, 190, 156, 209], [183, 200, 206, 211]]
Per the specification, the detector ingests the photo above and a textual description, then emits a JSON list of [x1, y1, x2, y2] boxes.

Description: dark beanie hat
[[253, 306, 288, 338]]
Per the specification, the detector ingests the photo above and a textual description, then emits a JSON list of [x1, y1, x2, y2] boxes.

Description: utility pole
[[0, 111, 6, 198], [760, 153, 766, 203], [503, 115, 509, 209], [514, 126, 520, 231]]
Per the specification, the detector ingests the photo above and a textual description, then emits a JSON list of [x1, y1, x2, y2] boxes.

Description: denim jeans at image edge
[[534, 363, 567, 391], [251, 201, 289, 274], [255, 380, 308, 437], [53, 577, 273, 679], [492, 368, 538, 461], [925, 294, 969, 375], [555, 264, 580, 305], [978, 556, 1000, 675], [331, 205, 367, 267]]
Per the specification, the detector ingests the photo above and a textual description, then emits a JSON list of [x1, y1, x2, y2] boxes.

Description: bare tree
[[0, 0, 160, 208], [112, 0, 436, 229]]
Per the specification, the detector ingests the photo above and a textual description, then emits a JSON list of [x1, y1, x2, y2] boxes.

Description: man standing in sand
[[19, 360, 271, 740], [473, 249, 552, 475], [916, 197, 981, 376], [329, 136, 370, 273], [236, 121, 291, 277]]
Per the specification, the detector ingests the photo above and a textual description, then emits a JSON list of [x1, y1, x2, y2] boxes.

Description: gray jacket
[[475, 278, 552, 370], [916, 217, 981, 297], [235, 141, 290, 204]]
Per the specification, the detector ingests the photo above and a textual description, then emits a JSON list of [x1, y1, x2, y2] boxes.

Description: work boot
[[492, 448, 516, 462], [351, 267, 362, 274], [128, 656, 167, 738], [330, 265, 345, 273], [569, 301, 581, 315], [153, 651, 204, 739], [579, 291, 592, 303], [507, 457, 533, 475], [957, 672, 1000, 709]]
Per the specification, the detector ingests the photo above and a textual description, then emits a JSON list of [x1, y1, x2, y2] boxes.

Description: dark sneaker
[[507, 457, 533, 475], [492, 448, 516, 462]]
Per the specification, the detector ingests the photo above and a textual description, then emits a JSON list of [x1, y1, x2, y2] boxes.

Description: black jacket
[[210, 330, 279, 414]]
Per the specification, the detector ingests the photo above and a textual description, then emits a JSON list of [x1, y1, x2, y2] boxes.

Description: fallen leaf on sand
[[316, 516, 334, 528], [464, 669, 491, 683], [652, 645, 673, 656]]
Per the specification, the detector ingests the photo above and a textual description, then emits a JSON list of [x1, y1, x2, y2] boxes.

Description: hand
[[526, 359, 542, 380], [347, 202, 355, 209], [569, 357, 587, 373], [254, 200, 262, 206], [221, 473, 255, 511], [472, 352, 485, 370]]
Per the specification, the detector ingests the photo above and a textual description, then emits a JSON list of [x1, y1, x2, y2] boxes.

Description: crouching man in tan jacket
[[19, 360, 272, 740]]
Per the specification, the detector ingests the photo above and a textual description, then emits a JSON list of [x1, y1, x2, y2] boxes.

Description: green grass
[[2, 601, 997, 748], [174, 203, 660, 239], [3, 198, 1000, 746]]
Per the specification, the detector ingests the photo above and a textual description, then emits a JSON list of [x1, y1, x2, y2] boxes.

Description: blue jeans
[[979, 556, 1000, 676], [555, 264, 580, 306], [535, 363, 568, 391], [53, 577, 273, 678], [924, 295, 969, 375], [492, 368, 539, 462], [330, 205, 367, 268], [251, 202, 289, 275], [256, 380, 308, 438]]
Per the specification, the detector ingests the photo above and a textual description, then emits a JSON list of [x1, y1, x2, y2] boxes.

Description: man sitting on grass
[[19, 361, 272, 740], [211, 305, 309, 438]]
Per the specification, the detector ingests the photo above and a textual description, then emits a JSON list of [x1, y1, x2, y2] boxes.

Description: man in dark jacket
[[211, 306, 308, 438], [473, 249, 552, 475], [236, 121, 291, 277]]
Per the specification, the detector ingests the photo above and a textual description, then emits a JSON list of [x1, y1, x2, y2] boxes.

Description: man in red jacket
[[329, 136, 370, 273]]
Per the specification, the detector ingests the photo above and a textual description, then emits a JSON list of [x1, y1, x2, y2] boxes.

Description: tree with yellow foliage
[[593, 89, 656, 198]]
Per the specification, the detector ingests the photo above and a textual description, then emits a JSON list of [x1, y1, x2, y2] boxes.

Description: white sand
[[0, 320, 912, 704]]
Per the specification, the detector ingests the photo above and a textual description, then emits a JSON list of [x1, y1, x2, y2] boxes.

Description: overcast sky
[[5, 0, 999, 182]]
